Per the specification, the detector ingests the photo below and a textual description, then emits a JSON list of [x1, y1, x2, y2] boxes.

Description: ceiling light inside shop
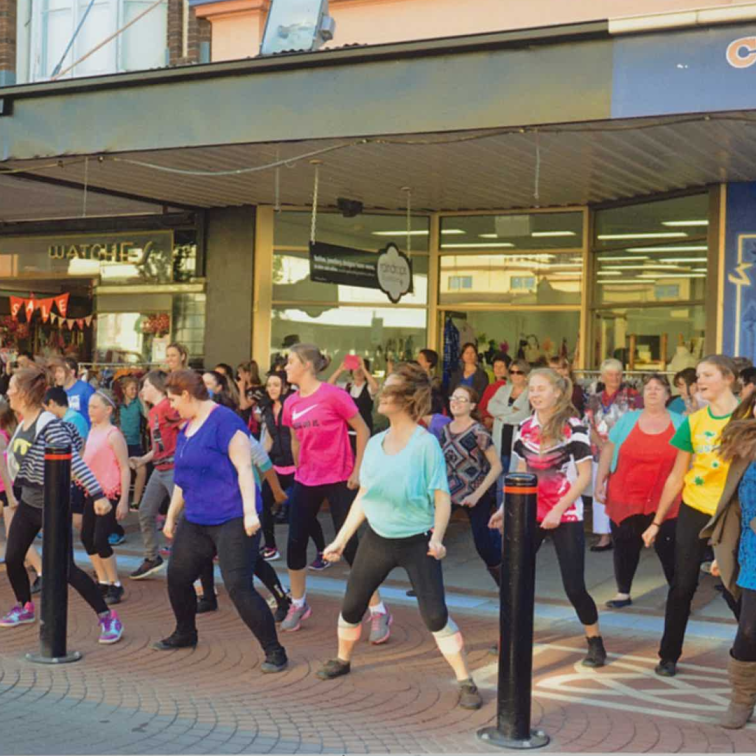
[[625, 245, 708, 253], [604, 265, 685, 271], [597, 271, 622, 276], [597, 255, 650, 261], [597, 279, 653, 285], [531, 231, 577, 237], [372, 229, 465, 237], [597, 232, 687, 240], [100, 264, 140, 280], [658, 257, 708, 263], [441, 242, 516, 249], [638, 273, 706, 278], [662, 220, 709, 227]]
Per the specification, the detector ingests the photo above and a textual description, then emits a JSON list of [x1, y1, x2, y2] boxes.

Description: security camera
[[337, 197, 364, 218]]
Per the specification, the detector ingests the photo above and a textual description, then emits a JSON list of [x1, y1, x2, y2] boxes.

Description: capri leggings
[[341, 527, 448, 631], [81, 495, 118, 558], [286, 481, 358, 570], [535, 520, 599, 626]]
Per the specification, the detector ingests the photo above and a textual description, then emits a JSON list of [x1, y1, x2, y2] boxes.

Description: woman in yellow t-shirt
[[642, 355, 740, 678]]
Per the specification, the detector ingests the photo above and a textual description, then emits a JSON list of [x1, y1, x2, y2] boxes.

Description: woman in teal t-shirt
[[316, 363, 482, 711]]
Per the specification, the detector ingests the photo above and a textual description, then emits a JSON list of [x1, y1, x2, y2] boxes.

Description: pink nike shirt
[[282, 382, 359, 487]]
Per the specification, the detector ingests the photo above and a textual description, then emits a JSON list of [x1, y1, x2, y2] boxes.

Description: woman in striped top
[[0, 365, 123, 644]]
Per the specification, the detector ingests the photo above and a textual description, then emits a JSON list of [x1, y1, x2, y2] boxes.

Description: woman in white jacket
[[487, 359, 531, 501]]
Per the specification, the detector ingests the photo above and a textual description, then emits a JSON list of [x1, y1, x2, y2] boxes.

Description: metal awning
[[1, 113, 755, 218]]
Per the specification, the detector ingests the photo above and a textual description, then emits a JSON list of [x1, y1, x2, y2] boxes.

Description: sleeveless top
[[83, 424, 122, 499]]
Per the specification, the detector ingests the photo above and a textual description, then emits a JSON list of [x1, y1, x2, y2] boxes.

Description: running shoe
[[582, 636, 607, 668], [129, 557, 165, 580], [0, 602, 35, 627], [368, 611, 392, 645], [308, 553, 331, 571], [152, 632, 198, 651], [261, 547, 280, 562], [160, 545, 172, 557], [30, 575, 41, 595], [281, 602, 311, 632], [274, 595, 292, 623], [105, 585, 125, 605], [98, 610, 123, 644], [108, 532, 126, 546], [317, 659, 351, 680], [458, 680, 483, 710], [260, 648, 288, 674]]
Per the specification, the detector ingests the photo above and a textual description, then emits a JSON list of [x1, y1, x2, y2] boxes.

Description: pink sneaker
[[98, 610, 124, 644], [0, 602, 35, 627], [369, 611, 392, 644]]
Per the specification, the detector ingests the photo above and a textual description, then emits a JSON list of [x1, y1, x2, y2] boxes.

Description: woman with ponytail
[[490, 367, 606, 668], [281, 343, 389, 641], [81, 389, 130, 605], [643, 355, 741, 678], [317, 363, 482, 710], [0, 365, 123, 644]]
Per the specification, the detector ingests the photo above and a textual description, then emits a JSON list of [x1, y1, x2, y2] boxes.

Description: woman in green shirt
[[643, 355, 740, 677]]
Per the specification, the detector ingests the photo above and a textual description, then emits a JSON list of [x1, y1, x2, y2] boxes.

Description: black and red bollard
[[477, 472, 549, 750], [26, 445, 82, 664]]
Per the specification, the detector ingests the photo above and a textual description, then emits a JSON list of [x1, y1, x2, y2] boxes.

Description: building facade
[[0, 1, 755, 374]]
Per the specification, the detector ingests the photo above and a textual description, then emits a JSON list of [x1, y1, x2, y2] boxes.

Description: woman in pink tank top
[[82, 390, 131, 605]]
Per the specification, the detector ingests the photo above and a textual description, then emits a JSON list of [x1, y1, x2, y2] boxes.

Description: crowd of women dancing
[[2, 343, 756, 725]]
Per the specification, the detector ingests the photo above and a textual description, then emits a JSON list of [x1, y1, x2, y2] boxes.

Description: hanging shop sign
[[0, 231, 174, 282], [309, 241, 413, 304]]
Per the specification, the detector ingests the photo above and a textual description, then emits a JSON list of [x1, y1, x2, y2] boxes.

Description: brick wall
[[167, 0, 211, 66], [0, 0, 16, 85]]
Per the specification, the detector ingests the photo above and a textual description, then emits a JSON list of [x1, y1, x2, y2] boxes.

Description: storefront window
[[270, 211, 430, 371], [592, 193, 709, 368], [441, 310, 581, 368], [440, 212, 583, 251], [439, 252, 582, 305], [270, 304, 427, 375], [275, 212, 430, 252], [594, 305, 706, 369]]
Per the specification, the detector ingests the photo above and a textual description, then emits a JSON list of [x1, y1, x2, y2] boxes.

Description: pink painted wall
[[198, 0, 749, 62]]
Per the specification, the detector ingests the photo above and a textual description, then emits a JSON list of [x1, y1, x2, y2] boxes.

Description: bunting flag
[[38, 298, 54, 323], [24, 297, 36, 320], [85, 315, 93, 327], [9, 297, 24, 319], [76, 319, 84, 330], [50, 313, 58, 325], [55, 293, 70, 318]]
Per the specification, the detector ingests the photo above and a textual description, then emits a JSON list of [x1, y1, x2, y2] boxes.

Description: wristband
[[652, 520, 662, 528]]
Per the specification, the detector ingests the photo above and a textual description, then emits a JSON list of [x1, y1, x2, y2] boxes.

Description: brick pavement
[[1, 568, 756, 754]]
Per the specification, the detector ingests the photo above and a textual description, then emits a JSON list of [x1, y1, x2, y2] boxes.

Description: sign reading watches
[[309, 241, 413, 303], [48, 240, 152, 264]]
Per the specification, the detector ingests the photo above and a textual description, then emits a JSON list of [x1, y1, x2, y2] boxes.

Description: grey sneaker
[[368, 611, 392, 645], [281, 601, 311, 632], [458, 680, 482, 710]]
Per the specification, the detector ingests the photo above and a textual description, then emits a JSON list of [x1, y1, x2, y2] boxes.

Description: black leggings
[[733, 588, 756, 662], [81, 495, 117, 558], [5, 501, 108, 613], [342, 527, 448, 631], [535, 520, 599, 627], [261, 473, 325, 553], [286, 481, 358, 570], [610, 513, 676, 595], [167, 516, 284, 655], [660, 502, 740, 663]]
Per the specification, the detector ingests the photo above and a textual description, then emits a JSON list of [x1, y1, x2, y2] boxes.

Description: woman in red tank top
[[594, 374, 683, 609]]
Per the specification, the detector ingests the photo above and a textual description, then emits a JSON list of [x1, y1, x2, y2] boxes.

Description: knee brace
[[432, 617, 464, 654], [337, 613, 362, 642]]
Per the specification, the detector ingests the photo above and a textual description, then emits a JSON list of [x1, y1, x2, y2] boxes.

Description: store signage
[[309, 241, 413, 303], [0, 231, 173, 280], [727, 37, 756, 69], [47, 240, 153, 264], [612, 24, 756, 118]]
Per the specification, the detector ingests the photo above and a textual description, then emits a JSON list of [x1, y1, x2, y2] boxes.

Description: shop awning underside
[[2, 112, 756, 221]]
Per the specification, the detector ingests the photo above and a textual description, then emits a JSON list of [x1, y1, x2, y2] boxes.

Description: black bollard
[[26, 446, 82, 665], [478, 472, 548, 750]]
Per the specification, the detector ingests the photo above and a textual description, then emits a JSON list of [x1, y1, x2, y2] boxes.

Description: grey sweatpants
[[139, 468, 174, 560]]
